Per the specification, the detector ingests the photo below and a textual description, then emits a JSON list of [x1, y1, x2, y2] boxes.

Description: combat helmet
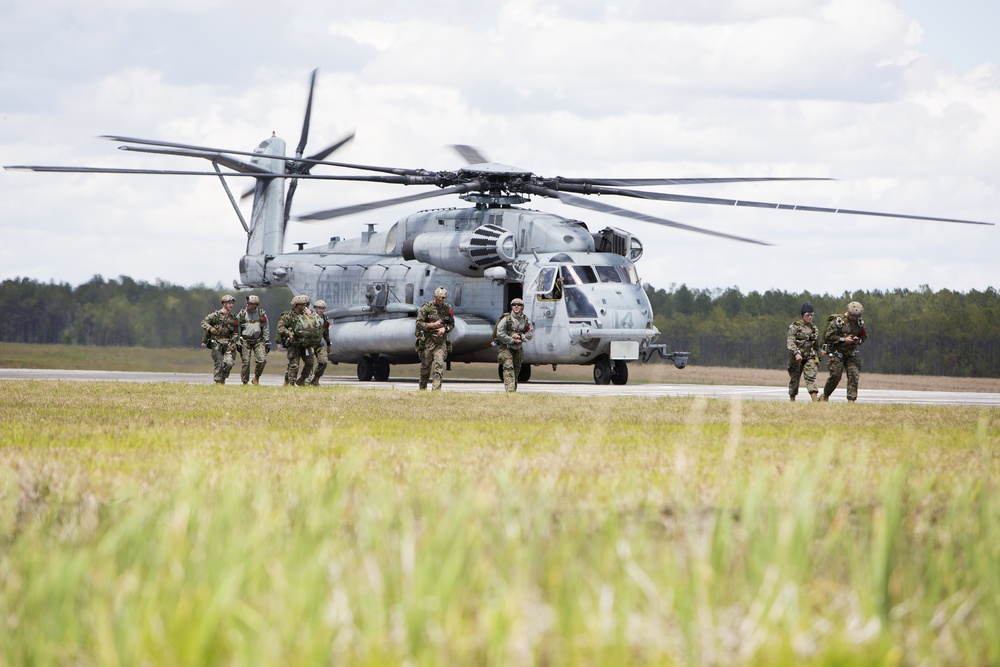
[[220, 294, 235, 303], [246, 295, 259, 304], [314, 300, 327, 308], [434, 286, 448, 299], [291, 294, 310, 306], [847, 301, 864, 317], [800, 301, 813, 315], [510, 297, 525, 307]]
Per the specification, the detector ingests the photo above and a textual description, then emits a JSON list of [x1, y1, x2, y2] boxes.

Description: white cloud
[[0, 0, 997, 296]]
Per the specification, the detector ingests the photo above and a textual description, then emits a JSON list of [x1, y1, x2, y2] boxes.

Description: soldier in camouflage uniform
[[276, 295, 315, 387], [821, 301, 868, 402], [236, 294, 270, 385], [786, 301, 820, 401], [200, 294, 240, 384], [495, 297, 533, 392], [305, 299, 331, 386], [415, 286, 455, 390]]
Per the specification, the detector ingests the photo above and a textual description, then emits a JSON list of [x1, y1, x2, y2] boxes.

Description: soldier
[[415, 286, 455, 390], [821, 300, 868, 402], [786, 301, 820, 401], [276, 295, 315, 386], [305, 299, 331, 386], [495, 297, 533, 392], [236, 294, 270, 385], [200, 294, 240, 384]]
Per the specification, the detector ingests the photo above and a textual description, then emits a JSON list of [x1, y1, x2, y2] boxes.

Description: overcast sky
[[2, 0, 997, 296]]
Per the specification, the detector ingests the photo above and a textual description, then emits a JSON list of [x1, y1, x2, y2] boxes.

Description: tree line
[[2, 275, 999, 377]]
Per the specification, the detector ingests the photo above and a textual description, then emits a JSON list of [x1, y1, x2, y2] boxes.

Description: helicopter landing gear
[[358, 355, 390, 381], [518, 364, 531, 383], [497, 362, 533, 384], [611, 360, 629, 385], [357, 356, 374, 381], [593, 355, 613, 385], [373, 356, 390, 382]]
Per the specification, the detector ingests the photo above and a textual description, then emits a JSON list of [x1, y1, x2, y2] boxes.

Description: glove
[[265, 343, 271, 353], [209, 327, 218, 335]]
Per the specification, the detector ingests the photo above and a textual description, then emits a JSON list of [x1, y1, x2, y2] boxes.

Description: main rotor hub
[[460, 192, 529, 206]]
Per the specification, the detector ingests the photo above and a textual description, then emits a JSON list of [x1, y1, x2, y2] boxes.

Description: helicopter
[[6, 70, 994, 385]]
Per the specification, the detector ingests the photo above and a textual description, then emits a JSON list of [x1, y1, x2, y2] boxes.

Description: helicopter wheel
[[373, 356, 390, 382], [357, 356, 375, 381], [517, 364, 531, 383], [611, 360, 629, 385], [593, 356, 613, 385]]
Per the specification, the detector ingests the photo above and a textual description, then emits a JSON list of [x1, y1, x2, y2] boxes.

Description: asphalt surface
[[3, 368, 999, 407]]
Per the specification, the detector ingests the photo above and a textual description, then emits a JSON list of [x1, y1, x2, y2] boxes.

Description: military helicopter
[[6, 71, 994, 385]]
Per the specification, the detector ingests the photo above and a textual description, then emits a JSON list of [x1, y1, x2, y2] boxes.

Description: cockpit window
[[560, 265, 598, 285], [535, 267, 557, 294], [621, 265, 639, 284], [595, 265, 623, 283], [564, 287, 598, 319]]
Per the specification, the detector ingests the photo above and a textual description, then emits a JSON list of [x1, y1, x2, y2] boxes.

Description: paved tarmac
[[3, 368, 999, 407]]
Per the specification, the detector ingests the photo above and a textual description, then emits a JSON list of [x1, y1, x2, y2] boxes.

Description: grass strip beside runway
[[2, 381, 999, 665]]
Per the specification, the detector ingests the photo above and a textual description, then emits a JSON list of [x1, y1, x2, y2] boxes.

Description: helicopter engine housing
[[401, 224, 515, 276]]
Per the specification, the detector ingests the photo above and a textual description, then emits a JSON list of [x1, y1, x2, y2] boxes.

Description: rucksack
[[492, 312, 510, 346], [293, 311, 324, 347]]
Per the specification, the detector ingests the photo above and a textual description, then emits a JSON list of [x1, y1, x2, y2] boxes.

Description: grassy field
[[2, 341, 998, 392], [2, 381, 998, 665]]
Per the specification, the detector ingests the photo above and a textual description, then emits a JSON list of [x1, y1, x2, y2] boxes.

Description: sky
[[1, 0, 997, 297]]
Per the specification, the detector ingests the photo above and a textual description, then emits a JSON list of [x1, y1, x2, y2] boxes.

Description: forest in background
[[3, 275, 999, 377]]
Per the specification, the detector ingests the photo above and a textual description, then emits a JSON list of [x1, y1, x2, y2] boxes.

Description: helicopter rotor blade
[[453, 145, 489, 165], [297, 183, 483, 222], [296, 69, 317, 160], [3, 165, 420, 184], [552, 176, 834, 187], [554, 183, 995, 227], [526, 185, 771, 245], [101, 134, 421, 177], [307, 132, 355, 163]]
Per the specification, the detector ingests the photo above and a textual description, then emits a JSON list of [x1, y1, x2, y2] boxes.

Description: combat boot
[[309, 377, 321, 386], [252, 377, 259, 385], [283, 377, 289, 386], [810, 392, 819, 402], [820, 393, 830, 402], [789, 395, 796, 402], [295, 378, 306, 386]]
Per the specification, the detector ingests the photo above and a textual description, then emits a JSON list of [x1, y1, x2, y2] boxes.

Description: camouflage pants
[[418, 339, 447, 390], [285, 345, 314, 386], [497, 346, 523, 393], [210, 342, 235, 384], [787, 354, 818, 398], [240, 339, 268, 384], [824, 353, 862, 401], [307, 344, 329, 383]]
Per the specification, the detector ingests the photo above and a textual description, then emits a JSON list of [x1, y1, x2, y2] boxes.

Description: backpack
[[293, 311, 324, 347], [492, 313, 510, 346]]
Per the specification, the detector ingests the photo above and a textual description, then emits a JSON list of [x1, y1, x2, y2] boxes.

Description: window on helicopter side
[[595, 265, 623, 283], [620, 265, 639, 284]]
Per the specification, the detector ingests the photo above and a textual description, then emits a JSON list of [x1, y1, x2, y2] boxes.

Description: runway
[[3, 368, 999, 407]]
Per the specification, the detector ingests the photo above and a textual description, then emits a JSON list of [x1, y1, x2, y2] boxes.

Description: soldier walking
[[821, 301, 867, 402], [786, 301, 820, 401], [277, 295, 315, 386], [305, 299, 331, 385], [236, 294, 269, 385], [495, 297, 533, 392], [415, 286, 455, 390], [201, 294, 240, 384]]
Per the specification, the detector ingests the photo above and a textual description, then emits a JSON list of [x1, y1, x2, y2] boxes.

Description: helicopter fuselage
[[239, 205, 670, 379]]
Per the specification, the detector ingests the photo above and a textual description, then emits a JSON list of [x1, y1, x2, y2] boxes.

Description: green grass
[[2, 382, 999, 665]]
